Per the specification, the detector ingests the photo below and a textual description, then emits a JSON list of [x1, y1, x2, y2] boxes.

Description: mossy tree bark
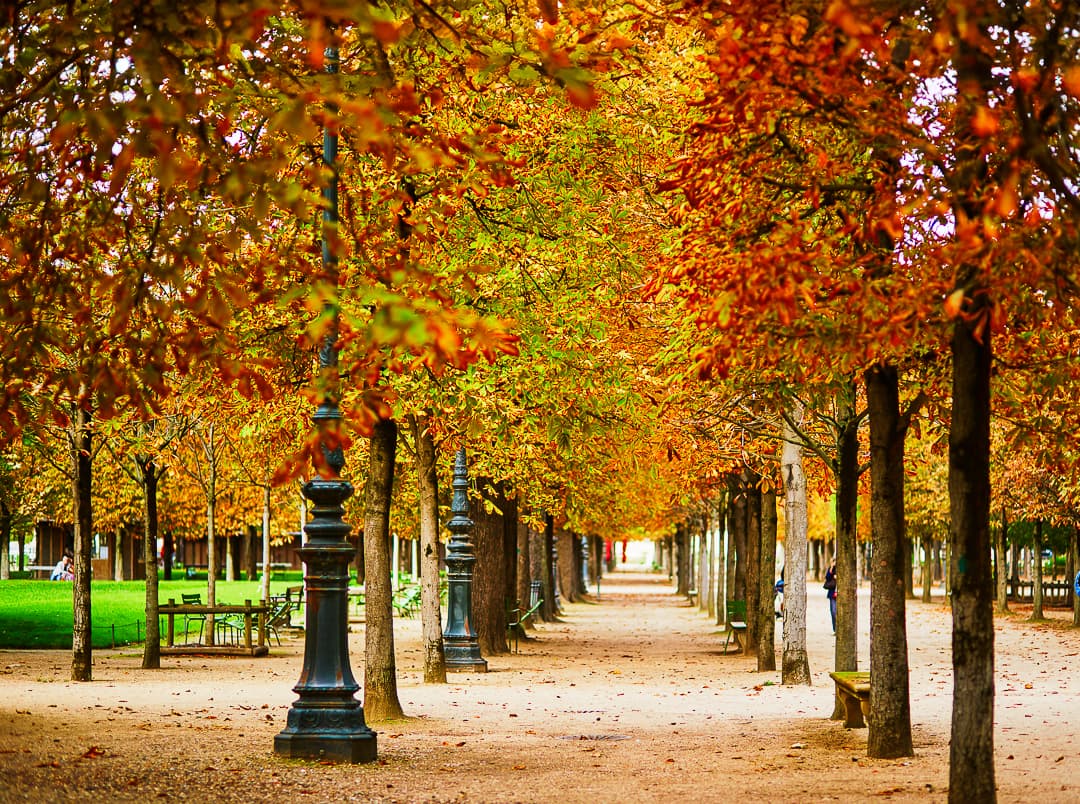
[[140, 458, 162, 670], [947, 7, 997, 797], [832, 381, 861, 718], [410, 414, 446, 684], [363, 418, 405, 721], [472, 481, 509, 655], [865, 364, 914, 758], [516, 510, 533, 628], [70, 403, 93, 682], [745, 478, 761, 648], [729, 473, 747, 605], [781, 405, 811, 686], [541, 514, 557, 621], [1072, 527, 1080, 627], [1032, 520, 1044, 620], [757, 485, 777, 672], [0, 499, 10, 580]]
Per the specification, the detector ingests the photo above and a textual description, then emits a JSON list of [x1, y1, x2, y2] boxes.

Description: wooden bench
[[159, 599, 269, 656], [829, 671, 870, 728]]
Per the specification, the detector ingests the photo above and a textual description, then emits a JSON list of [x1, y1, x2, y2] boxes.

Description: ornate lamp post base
[[444, 641, 488, 673], [442, 448, 487, 673], [274, 704, 377, 763], [274, 482, 377, 763]]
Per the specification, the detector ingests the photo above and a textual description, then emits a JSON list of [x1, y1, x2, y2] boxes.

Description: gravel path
[[1, 570, 1077, 803]]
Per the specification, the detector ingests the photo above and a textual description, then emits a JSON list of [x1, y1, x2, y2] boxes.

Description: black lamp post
[[442, 448, 487, 672], [274, 41, 377, 764]]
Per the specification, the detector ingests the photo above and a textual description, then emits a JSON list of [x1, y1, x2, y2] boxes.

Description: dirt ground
[[1, 570, 1078, 803]]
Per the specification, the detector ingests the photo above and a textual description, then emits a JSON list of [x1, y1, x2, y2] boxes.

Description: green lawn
[[0, 579, 302, 649]]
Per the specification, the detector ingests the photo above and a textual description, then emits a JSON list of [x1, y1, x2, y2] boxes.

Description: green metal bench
[[507, 580, 543, 652], [722, 599, 747, 653]]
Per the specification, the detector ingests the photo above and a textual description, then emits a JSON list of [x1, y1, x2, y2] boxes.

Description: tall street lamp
[[274, 40, 377, 764]]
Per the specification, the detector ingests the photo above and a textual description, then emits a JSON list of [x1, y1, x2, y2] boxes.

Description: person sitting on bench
[[51, 551, 73, 581]]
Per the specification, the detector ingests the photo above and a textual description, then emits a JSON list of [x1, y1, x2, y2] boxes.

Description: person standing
[[824, 561, 837, 633]]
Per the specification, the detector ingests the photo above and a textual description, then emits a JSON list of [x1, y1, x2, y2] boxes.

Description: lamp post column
[[273, 40, 376, 764], [442, 448, 487, 673]]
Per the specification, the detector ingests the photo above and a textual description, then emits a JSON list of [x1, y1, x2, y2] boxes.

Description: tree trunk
[[922, 535, 933, 604], [835, 382, 860, 683], [0, 499, 10, 580], [473, 482, 509, 655], [205, 422, 217, 628], [258, 488, 270, 601], [205, 494, 217, 645], [410, 415, 446, 684], [781, 405, 811, 685], [949, 312, 995, 800], [948, 9, 997, 799], [745, 477, 761, 647], [71, 404, 93, 682], [141, 460, 161, 669], [730, 474, 747, 604], [717, 492, 730, 625], [674, 523, 689, 596], [558, 529, 577, 604], [528, 523, 546, 621], [1032, 520, 1044, 620], [573, 533, 587, 599], [516, 510, 532, 628], [865, 363, 914, 758], [757, 485, 777, 672], [113, 528, 124, 580], [503, 495, 519, 606], [593, 535, 604, 593], [1072, 527, 1079, 627], [363, 418, 404, 721], [163, 529, 174, 581], [541, 514, 557, 621], [903, 538, 915, 599], [244, 524, 256, 582], [705, 513, 716, 617]]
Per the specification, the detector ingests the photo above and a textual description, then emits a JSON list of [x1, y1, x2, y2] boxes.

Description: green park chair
[[180, 593, 205, 645], [506, 580, 543, 653], [723, 599, 747, 653]]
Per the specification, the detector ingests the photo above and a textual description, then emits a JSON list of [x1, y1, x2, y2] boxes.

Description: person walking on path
[[824, 561, 837, 633]]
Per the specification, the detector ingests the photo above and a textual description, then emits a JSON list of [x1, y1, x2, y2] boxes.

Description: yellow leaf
[[1063, 66, 1080, 98], [971, 106, 998, 137], [993, 174, 1018, 219], [944, 289, 965, 319]]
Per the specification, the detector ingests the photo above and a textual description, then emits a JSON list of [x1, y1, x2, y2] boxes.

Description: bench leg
[[839, 691, 866, 728]]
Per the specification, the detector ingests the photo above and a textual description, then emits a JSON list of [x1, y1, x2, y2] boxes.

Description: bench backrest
[[529, 580, 542, 608], [726, 599, 746, 622], [266, 600, 293, 627], [181, 593, 202, 605]]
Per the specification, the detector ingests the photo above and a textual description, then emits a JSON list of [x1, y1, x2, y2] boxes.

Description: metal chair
[[723, 599, 747, 653], [180, 593, 206, 645], [506, 581, 543, 653]]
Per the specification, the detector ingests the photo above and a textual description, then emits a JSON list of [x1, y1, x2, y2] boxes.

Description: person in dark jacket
[[824, 562, 837, 633]]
